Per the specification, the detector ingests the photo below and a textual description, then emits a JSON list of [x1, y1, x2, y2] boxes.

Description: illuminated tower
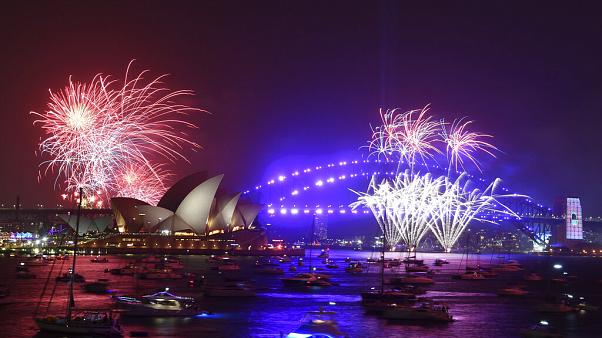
[[313, 214, 328, 242], [565, 197, 583, 240], [553, 197, 583, 247]]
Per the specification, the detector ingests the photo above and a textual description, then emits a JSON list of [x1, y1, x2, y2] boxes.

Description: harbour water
[[1, 250, 600, 337]]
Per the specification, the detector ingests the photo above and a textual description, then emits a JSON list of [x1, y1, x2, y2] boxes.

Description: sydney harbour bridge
[[1, 157, 601, 248]]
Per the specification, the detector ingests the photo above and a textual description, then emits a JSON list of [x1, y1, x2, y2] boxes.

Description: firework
[[429, 174, 521, 252], [441, 118, 497, 173], [33, 61, 201, 203], [114, 163, 171, 205], [351, 171, 444, 249], [367, 105, 440, 172], [357, 104, 521, 251]]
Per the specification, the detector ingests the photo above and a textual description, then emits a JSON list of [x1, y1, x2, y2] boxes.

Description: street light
[[553, 264, 562, 269]]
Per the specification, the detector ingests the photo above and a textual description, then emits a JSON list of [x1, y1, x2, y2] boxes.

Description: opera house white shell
[[110, 173, 262, 236]]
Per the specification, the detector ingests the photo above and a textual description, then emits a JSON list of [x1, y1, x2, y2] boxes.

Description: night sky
[[1, 1, 601, 215]]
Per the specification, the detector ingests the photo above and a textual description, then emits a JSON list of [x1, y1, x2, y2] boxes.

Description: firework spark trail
[[32, 62, 202, 203]]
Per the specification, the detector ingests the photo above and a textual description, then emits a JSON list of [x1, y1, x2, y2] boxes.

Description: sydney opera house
[[68, 172, 285, 254]]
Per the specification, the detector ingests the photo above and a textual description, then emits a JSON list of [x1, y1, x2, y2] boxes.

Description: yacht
[[113, 290, 199, 317], [382, 301, 453, 322], [287, 308, 346, 338]]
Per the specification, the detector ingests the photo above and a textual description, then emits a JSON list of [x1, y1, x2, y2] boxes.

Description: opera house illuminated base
[[58, 172, 301, 256]]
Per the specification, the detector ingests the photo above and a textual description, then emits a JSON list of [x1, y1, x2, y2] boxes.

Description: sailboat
[[35, 188, 123, 336], [361, 233, 416, 309]]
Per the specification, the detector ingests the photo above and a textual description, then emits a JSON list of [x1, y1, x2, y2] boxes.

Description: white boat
[[382, 302, 453, 322], [113, 290, 200, 317], [36, 311, 122, 336], [287, 308, 346, 338]]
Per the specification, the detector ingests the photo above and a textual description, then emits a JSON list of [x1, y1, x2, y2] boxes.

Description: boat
[[83, 282, 110, 294], [56, 272, 86, 283], [203, 282, 256, 297], [402, 257, 423, 265], [345, 262, 363, 274], [91, 256, 109, 263], [279, 255, 292, 263], [405, 265, 429, 273], [325, 262, 339, 269], [434, 258, 449, 266], [390, 275, 434, 285], [317, 249, 329, 259], [459, 272, 486, 280], [361, 290, 417, 304], [34, 188, 123, 337], [519, 321, 563, 338], [286, 308, 346, 338], [382, 301, 453, 322], [16, 262, 29, 272], [497, 286, 529, 297], [23, 258, 48, 267], [524, 273, 544, 281], [344, 257, 352, 263], [113, 290, 200, 317], [289, 265, 297, 272], [109, 266, 137, 276]]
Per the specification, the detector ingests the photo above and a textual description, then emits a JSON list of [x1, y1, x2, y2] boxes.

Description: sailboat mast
[[67, 187, 83, 321], [309, 214, 315, 273], [381, 214, 386, 295]]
